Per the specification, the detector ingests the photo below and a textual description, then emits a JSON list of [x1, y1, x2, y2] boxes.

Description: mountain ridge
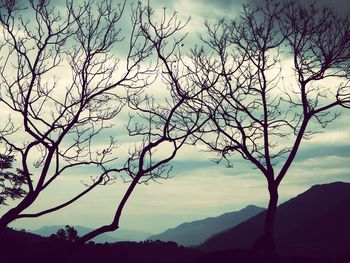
[[148, 204, 264, 246], [200, 181, 350, 258]]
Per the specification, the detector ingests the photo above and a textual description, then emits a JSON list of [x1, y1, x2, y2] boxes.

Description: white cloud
[[304, 129, 350, 147]]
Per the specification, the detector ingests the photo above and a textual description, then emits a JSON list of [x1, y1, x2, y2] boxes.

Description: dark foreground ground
[[1, 228, 349, 263]]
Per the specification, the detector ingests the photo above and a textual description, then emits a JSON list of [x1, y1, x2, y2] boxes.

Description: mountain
[[32, 225, 152, 243], [200, 181, 350, 258], [148, 205, 265, 246]]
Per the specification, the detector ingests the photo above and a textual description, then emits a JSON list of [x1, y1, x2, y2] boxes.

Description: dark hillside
[[200, 182, 350, 259]]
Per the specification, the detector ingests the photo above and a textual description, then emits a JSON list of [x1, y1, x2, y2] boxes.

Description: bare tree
[[78, 3, 207, 243], [0, 0, 153, 231], [190, 0, 350, 256]]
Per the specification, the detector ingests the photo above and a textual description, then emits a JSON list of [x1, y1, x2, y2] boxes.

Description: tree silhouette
[[190, 0, 350, 256], [0, 0, 207, 242], [50, 225, 79, 242], [0, 0, 154, 230], [78, 3, 207, 243]]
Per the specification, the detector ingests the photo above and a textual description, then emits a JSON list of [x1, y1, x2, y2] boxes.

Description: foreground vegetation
[[1, 227, 347, 263]]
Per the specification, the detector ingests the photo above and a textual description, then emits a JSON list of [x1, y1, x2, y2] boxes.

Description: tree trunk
[[0, 193, 37, 233], [252, 182, 279, 258], [264, 183, 278, 254]]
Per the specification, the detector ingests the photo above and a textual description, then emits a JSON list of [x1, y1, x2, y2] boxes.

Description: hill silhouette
[[0, 227, 202, 263], [0, 226, 345, 263], [149, 205, 264, 246], [200, 181, 350, 258]]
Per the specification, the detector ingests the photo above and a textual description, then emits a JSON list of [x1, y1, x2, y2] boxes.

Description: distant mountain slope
[[200, 181, 350, 258], [32, 225, 152, 243], [148, 205, 264, 246]]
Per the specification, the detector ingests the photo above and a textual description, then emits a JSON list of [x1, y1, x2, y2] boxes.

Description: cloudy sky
[[1, 0, 350, 235]]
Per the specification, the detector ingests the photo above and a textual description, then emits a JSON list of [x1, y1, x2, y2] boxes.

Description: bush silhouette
[[50, 225, 79, 242]]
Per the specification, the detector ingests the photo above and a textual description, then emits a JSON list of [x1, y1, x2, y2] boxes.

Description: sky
[[1, 0, 350, 235]]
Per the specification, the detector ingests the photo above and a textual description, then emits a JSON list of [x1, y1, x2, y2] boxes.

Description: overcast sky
[[2, 0, 350, 235]]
